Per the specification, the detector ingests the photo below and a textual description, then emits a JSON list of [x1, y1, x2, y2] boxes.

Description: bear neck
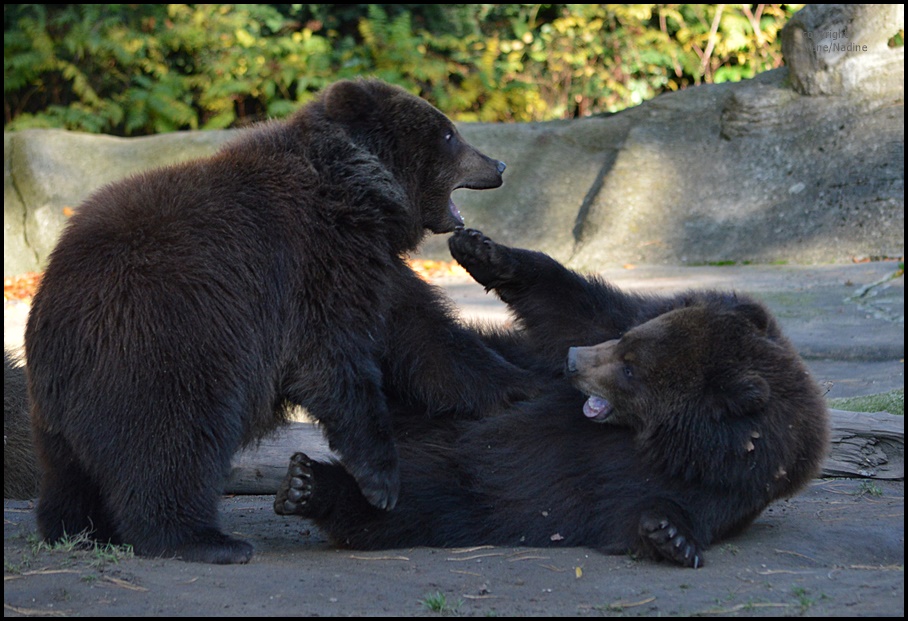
[[291, 110, 427, 254]]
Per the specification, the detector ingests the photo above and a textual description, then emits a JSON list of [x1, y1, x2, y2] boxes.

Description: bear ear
[[734, 301, 772, 335], [708, 371, 770, 418], [323, 80, 379, 125]]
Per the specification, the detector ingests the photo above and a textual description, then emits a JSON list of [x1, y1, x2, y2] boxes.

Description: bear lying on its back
[[275, 229, 830, 568]]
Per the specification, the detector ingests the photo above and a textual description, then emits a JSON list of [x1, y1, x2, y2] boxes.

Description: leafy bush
[[4, 4, 801, 134]]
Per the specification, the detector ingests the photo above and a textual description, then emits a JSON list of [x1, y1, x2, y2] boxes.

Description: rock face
[[4, 130, 235, 276], [782, 4, 904, 98], [566, 69, 903, 268], [3, 5, 904, 275]]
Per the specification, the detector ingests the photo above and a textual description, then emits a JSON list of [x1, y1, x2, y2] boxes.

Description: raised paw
[[639, 513, 704, 569], [448, 228, 516, 290], [274, 452, 315, 516]]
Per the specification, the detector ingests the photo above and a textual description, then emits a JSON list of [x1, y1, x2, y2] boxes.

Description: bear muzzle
[[455, 142, 506, 191], [566, 345, 617, 423]]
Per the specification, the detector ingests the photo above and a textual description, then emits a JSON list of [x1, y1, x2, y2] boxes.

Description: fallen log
[[227, 409, 904, 495], [822, 409, 904, 480]]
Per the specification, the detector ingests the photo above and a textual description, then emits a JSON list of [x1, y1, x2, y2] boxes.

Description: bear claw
[[639, 514, 703, 569], [274, 452, 314, 516], [448, 228, 516, 289]]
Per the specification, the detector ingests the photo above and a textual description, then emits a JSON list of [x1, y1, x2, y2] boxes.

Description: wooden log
[[227, 409, 905, 495], [228, 423, 334, 495], [823, 409, 904, 480]]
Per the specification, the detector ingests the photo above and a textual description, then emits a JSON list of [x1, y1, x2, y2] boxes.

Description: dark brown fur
[[4, 351, 39, 500], [274, 229, 831, 568], [25, 80, 530, 564]]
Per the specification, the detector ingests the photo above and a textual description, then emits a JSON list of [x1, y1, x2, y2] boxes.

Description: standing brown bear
[[275, 229, 831, 568], [25, 79, 530, 564]]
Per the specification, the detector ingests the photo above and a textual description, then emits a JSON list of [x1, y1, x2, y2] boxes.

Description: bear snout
[[566, 341, 621, 387], [456, 148, 506, 190], [566, 347, 581, 376], [566, 343, 609, 375]]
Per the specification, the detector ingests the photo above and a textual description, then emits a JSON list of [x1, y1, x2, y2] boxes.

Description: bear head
[[320, 79, 506, 240], [566, 294, 830, 500], [565, 297, 805, 431]]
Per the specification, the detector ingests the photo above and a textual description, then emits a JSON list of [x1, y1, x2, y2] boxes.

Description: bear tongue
[[449, 198, 465, 226], [583, 395, 614, 422]]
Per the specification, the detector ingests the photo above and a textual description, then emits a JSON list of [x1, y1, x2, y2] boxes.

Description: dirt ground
[[4, 263, 903, 617], [3, 477, 904, 617]]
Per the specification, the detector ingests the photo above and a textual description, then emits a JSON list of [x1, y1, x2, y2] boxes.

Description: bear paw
[[274, 452, 315, 516], [448, 228, 516, 290], [639, 513, 703, 569], [175, 536, 254, 565]]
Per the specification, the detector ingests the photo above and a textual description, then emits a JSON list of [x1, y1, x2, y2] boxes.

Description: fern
[[4, 4, 802, 133]]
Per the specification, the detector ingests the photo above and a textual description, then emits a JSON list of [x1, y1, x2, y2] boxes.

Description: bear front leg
[[385, 264, 537, 416], [284, 346, 400, 511], [449, 228, 631, 364], [638, 512, 704, 568], [449, 228, 599, 310], [447, 228, 520, 291]]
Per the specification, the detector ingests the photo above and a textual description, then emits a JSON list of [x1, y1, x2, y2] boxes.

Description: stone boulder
[[782, 4, 904, 99], [3, 4, 904, 276], [4, 130, 234, 276]]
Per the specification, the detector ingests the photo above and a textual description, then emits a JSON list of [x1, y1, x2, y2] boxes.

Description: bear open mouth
[[449, 198, 465, 226], [582, 394, 614, 423]]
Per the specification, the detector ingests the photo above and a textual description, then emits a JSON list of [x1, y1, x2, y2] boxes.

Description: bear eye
[[444, 131, 453, 142], [623, 364, 633, 379]]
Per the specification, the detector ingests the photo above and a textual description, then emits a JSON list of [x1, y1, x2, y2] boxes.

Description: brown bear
[[274, 229, 831, 568], [24, 80, 532, 564], [4, 350, 39, 500]]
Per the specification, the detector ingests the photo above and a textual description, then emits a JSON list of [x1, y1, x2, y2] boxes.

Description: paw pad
[[274, 452, 314, 516]]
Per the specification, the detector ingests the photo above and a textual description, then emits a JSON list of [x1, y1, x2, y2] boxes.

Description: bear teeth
[[449, 198, 464, 225]]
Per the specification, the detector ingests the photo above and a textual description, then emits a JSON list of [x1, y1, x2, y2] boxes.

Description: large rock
[[566, 69, 903, 268], [4, 130, 234, 276], [425, 63, 903, 267], [782, 4, 904, 99], [3, 6, 904, 275]]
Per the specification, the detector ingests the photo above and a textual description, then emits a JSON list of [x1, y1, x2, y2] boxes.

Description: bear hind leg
[[34, 429, 119, 546], [638, 512, 703, 569], [274, 452, 373, 520], [107, 453, 254, 564], [168, 529, 253, 565], [274, 452, 390, 548], [110, 485, 254, 564], [274, 452, 316, 517]]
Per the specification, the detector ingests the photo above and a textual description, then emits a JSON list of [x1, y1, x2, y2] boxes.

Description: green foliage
[[420, 591, 462, 615], [4, 4, 802, 134]]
